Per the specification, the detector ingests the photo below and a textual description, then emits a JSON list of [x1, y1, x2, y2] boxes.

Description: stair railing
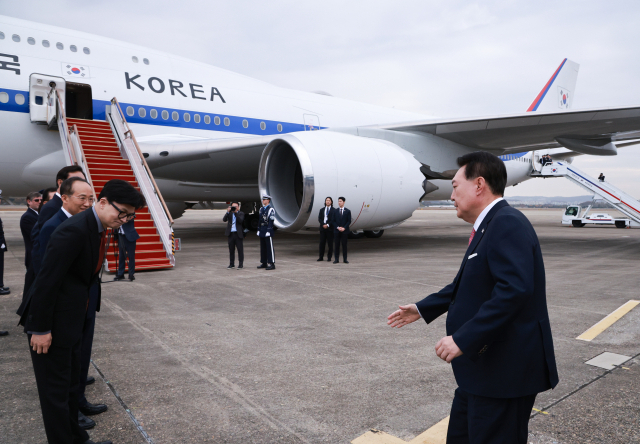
[[107, 98, 175, 266], [53, 90, 96, 199]]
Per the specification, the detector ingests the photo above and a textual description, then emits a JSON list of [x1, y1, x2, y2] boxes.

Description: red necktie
[[468, 228, 476, 246], [94, 231, 107, 275]]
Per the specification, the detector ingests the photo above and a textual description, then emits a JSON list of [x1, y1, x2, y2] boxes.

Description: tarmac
[[1, 207, 639, 444]]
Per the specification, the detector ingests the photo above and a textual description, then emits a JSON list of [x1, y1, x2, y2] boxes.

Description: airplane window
[[15, 94, 25, 105], [42, 40, 50, 47], [184, 113, 191, 122], [0, 92, 8, 103], [143, 58, 149, 65], [194, 114, 201, 123], [138, 107, 146, 118], [150, 109, 158, 119], [214, 116, 220, 125], [28, 37, 36, 45], [126, 106, 134, 116], [70, 45, 77, 52], [132, 56, 138, 63], [204, 115, 211, 124], [224, 117, 230, 126], [83, 47, 90, 54], [162, 110, 169, 120], [260, 122, 266, 130], [277, 124, 283, 132], [242, 119, 248, 128], [172, 111, 179, 121], [12, 34, 20, 42], [56, 42, 64, 50], [0, 32, 4, 39]]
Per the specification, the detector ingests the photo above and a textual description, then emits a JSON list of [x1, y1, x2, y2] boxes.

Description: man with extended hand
[[25, 179, 145, 444], [387, 152, 558, 444]]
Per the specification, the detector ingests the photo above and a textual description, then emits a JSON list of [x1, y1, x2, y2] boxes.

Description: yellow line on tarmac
[[532, 408, 549, 415], [351, 416, 449, 444], [577, 300, 640, 341]]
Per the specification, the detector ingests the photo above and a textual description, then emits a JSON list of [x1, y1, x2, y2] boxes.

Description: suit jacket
[[0, 217, 6, 252], [20, 208, 38, 266], [415, 201, 558, 398], [258, 205, 275, 237], [332, 207, 352, 233], [318, 206, 336, 230], [29, 194, 63, 273], [223, 210, 245, 238], [119, 219, 140, 242], [38, 209, 70, 262], [23, 209, 102, 346]]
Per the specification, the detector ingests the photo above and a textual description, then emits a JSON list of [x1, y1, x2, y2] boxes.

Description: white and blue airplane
[[2, 15, 639, 236]]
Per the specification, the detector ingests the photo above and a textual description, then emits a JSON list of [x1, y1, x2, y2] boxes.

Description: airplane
[[2, 15, 640, 239]]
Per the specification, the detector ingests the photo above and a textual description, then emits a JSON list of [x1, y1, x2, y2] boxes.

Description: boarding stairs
[[50, 89, 175, 272], [537, 161, 640, 225]]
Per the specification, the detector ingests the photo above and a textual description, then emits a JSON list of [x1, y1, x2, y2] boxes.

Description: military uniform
[[257, 196, 276, 270]]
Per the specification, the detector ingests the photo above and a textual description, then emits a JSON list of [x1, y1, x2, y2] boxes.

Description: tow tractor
[[562, 203, 637, 228]]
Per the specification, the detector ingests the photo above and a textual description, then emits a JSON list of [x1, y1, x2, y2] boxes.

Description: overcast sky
[[4, 0, 639, 197]]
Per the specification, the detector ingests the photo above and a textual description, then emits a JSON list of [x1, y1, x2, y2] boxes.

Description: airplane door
[[304, 114, 321, 131], [532, 150, 542, 172], [29, 73, 65, 124]]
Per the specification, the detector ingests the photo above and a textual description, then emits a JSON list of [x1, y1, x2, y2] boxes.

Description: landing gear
[[348, 230, 365, 239], [364, 230, 384, 238]]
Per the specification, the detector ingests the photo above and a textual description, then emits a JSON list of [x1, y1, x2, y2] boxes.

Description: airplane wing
[[370, 105, 640, 155]]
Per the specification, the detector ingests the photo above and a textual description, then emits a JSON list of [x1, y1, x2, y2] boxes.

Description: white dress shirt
[[324, 206, 330, 225], [473, 197, 504, 232]]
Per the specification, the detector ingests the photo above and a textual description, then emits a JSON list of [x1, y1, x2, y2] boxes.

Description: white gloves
[[265, 232, 270, 237]]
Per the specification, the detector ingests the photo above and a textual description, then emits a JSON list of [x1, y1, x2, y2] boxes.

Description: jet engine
[[258, 131, 425, 231]]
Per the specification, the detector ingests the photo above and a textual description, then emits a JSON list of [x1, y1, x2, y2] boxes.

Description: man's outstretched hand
[[387, 304, 421, 328], [435, 336, 462, 363]]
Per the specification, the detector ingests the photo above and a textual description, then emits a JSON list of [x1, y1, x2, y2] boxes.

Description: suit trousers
[[0, 250, 4, 287], [260, 236, 275, 264], [118, 236, 136, 278], [227, 231, 244, 265], [29, 335, 90, 444], [78, 282, 99, 406], [319, 228, 334, 259], [334, 231, 348, 261], [446, 387, 536, 444]]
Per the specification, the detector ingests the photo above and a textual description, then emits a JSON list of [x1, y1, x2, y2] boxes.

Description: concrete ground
[[1, 208, 639, 444]]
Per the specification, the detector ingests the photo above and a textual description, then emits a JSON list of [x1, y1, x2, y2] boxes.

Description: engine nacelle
[[258, 131, 424, 231]]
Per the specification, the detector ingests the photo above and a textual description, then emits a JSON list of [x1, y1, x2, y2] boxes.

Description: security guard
[[257, 195, 276, 270]]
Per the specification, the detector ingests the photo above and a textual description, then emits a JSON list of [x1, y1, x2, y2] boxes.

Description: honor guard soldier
[[257, 195, 276, 270]]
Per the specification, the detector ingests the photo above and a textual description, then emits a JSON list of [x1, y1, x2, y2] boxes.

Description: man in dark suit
[[25, 179, 144, 444], [333, 197, 351, 264], [223, 202, 244, 269], [387, 152, 558, 444], [18, 165, 86, 312], [317, 197, 336, 262], [0, 190, 9, 296], [114, 218, 140, 280], [20, 191, 42, 269]]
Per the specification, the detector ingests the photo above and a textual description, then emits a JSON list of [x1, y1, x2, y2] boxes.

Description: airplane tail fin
[[527, 58, 580, 112]]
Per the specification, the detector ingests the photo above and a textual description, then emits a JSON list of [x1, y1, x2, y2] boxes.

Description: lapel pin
[[481, 229, 484, 233]]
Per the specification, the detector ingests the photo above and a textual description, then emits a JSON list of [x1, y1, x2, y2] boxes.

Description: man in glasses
[[20, 191, 42, 270], [24, 179, 145, 444]]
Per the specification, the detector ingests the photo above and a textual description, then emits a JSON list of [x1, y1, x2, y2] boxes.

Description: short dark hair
[[325, 196, 333, 206], [26, 191, 42, 202], [60, 177, 89, 197], [338, 196, 345, 202], [56, 165, 85, 185], [98, 179, 146, 209], [41, 187, 57, 204], [231, 201, 239, 206], [456, 151, 507, 196]]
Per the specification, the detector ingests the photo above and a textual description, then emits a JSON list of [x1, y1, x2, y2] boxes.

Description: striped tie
[[468, 228, 476, 246]]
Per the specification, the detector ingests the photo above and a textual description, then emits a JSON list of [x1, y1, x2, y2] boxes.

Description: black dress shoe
[[78, 411, 95, 430], [83, 440, 113, 444], [257, 264, 267, 269], [79, 402, 108, 416], [86, 376, 95, 385], [344, 260, 349, 264], [333, 260, 339, 264], [128, 275, 135, 281], [327, 258, 332, 262], [238, 264, 243, 269], [113, 275, 125, 281], [0, 331, 9, 336], [317, 258, 324, 261], [227, 264, 235, 269], [0, 287, 10, 295], [266, 264, 276, 270]]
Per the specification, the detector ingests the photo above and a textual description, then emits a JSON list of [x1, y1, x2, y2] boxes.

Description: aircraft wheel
[[245, 214, 259, 231], [348, 231, 365, 239], [364, 230, 384, 238]]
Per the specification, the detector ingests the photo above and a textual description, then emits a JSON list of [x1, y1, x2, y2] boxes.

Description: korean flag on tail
[[61, 62, 91, 79], [558, 86, 570, 109]]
